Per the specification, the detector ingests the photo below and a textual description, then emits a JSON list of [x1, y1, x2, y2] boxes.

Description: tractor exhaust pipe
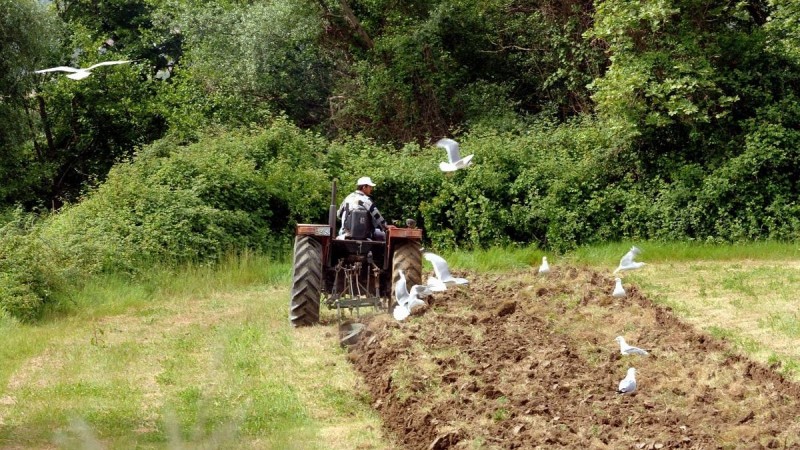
[[329, 179, 338, 236], [328, 179, 338, 267]]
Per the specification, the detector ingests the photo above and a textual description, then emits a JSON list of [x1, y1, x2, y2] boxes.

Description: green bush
[[31, 120, 327, 278], [0, 211, 67, 322]]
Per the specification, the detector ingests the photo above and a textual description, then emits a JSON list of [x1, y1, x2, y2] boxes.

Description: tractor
[[289, 180, 423, 329]]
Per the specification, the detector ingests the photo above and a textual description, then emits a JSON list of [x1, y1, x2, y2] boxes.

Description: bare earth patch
[[347, 266, 800, 449]]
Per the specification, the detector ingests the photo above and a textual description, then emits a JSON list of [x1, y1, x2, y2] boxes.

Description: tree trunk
[[36, 94, 56, 159], [338, 0, 374, 50]]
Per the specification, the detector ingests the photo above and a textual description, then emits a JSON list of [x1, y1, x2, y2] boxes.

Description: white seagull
[[615, 336, 649, 356], [393, 270, 433, 321], [424, 252, 469, 287], [613, 246, 646, 274], [617, 367, 637, 394], [538, 256, 550, 274], [35, 60, 131, 80], [436, 138, 473, 172], [612, 277, 626, 298], [426, 275, 448, 292]]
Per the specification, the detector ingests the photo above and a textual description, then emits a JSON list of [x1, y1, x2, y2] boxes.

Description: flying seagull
[[613, 246, 646, 274], [538, 256, 551, 274], [617, 367, 637, 394], [615, 336, 649, 356], [426, 275, 448, 292], [436, 138, 473, 172], [393, 269, 433, 321], [612, 277, 626, 298], [35, 60, 131, 80], [424, 252, 468, 287]]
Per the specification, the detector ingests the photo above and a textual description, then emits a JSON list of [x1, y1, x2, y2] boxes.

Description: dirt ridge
[[347, 266, 800, 449]]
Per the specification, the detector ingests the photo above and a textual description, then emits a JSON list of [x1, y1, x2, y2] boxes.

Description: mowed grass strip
[[0, 254, 390, 449]]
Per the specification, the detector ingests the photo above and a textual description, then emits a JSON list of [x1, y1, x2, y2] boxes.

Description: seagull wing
[[617, 369, 637, 393], [624, 346, 649, 356], [451, 277, 469, 285], [85, 60, 131, 70], [617, 377, 636, 394], [395, 269, 409, 306], [410, 284, 433, 299], [454, 154, 474, 168], [424, 252, 452, 282], [436, 138, 461, 164], [35, 66, 80, 74]]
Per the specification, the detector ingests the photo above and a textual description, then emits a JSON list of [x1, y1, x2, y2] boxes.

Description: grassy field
[[2, 242, 800, 448], [0, 253, 388, 449]]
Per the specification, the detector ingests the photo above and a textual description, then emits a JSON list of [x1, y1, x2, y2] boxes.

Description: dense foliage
[[2, 0, 800, 320]]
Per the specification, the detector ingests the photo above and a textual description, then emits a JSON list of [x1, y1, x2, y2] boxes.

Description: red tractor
[[289, 181, 423, 327]]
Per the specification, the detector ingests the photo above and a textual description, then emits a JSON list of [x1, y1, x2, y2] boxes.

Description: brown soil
[[346, 266, 800, 449]]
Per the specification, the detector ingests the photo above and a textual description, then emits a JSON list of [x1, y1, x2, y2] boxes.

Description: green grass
[[566, 240, 800, 266], [428, 240, 800, 274], [0, 252, 387, 449], [427, 244, 543, 272]]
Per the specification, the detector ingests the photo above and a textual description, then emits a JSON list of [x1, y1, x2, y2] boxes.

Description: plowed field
[[347, 266, 800, 449]]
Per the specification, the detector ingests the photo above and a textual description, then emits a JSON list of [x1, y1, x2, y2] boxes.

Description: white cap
[[356, 176, 376, 187]]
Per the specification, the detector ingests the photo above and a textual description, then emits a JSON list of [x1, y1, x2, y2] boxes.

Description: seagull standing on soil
[[613, 246, 646, 274], [615, 336, 649, 356], [617, 367, 637, 394], [538, 256, 551, 274], [393, 270, 433, 321], [612, 277, 626, 298], [34, 60, 131, 80], [436, 138, 473, 172], [424, 252, 469, 288]]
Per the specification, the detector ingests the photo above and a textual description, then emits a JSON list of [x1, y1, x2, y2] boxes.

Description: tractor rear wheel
[[391, 240, 422, 302], [289, 236, 323, 327]]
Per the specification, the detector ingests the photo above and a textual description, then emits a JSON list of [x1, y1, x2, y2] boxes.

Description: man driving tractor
[[337, 176, 389, 241]]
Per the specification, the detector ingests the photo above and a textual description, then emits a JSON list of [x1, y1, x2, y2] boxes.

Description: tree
[[0, 0, 61, 206], [173, 1, 335, 128]]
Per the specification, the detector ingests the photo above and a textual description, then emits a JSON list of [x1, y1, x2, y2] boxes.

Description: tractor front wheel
[[289, 236, 323, 327]]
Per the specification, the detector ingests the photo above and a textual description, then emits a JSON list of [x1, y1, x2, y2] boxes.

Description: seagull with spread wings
[[436, 138, 474, 172], [424, 252, 468, 288], [35, 60, 131, 80], [613, 246, 646, 274], [393, 269, 433, 321]]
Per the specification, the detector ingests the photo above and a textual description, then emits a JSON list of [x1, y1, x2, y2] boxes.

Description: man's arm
[[366, 202, 388, 231]]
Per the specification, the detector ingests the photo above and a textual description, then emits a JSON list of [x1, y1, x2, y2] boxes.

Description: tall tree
[[0, 0, 61, 206], [172, 1, 334, 128], [28, 0, 181, 206]]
